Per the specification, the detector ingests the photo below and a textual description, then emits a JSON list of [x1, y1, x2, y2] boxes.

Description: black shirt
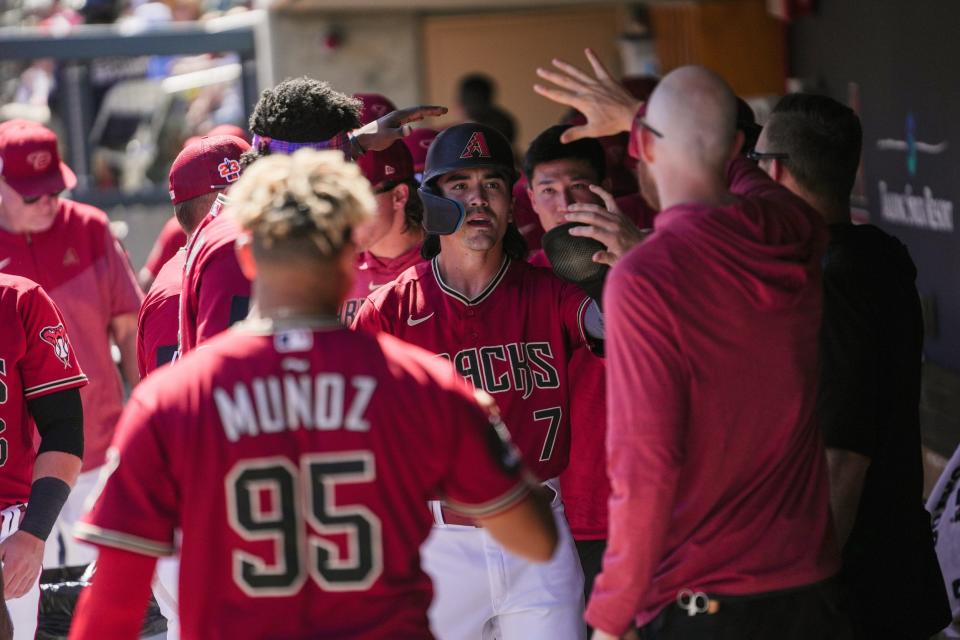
[[819, 222, 950, 638]]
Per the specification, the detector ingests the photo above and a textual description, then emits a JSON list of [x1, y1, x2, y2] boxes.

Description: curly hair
[[229, 149, 375, 262], [241, 77, 363, 168]]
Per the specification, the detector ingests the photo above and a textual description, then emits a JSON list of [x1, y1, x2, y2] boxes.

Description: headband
[[252, 132, 348, 155]]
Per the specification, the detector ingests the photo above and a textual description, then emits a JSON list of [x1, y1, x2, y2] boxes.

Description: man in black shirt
[[753, 93, 950, 639]]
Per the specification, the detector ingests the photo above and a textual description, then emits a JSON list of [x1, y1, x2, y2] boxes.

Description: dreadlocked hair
[[229, 149, 375, 262]]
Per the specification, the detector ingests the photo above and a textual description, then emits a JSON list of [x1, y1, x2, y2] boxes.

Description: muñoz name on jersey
[[213, 373, 378, 441]]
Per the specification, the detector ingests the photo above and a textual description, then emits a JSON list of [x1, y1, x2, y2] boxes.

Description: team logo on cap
[[460, 131, 491, 159], [26, 151, 52, 172], [40, 324, 72, 368], [218, 157, 241, 183]]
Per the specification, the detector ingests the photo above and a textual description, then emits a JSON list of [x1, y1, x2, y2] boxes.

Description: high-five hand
[[353, 105, 448, 152], [534, 48, 642, 143]]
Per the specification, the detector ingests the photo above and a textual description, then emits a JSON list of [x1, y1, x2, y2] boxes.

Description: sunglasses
[[746, 150, 790, 162], [22, 191, 61, 205]]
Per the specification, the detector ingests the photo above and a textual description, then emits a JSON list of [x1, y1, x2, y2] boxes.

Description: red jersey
[[179, 195, 250, 354], [353, 257, 592, 481], [586, 158, 838, 634], [78, 322, 528, 640], [0, 274, 87, 508], [0, 198, 143, 471], [142, 216, 186, 280], [529, 250, 608, 540], [136, 249, 184, 378], [340, 245, 424, 326]]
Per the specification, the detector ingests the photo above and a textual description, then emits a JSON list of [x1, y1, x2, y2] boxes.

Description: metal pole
[[61, 63, 92, 191]]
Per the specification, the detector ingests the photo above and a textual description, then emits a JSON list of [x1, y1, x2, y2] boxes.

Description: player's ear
[[235, 232, 257, 281], [392, 183, 409, 212], [639, 129, 655, 165]]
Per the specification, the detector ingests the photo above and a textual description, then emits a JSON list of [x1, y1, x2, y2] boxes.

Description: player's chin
[[463, 233, 499, 252]]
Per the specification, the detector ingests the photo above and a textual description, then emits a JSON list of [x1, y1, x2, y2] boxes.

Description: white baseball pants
[[422, 483, 586, 640], [1, 503, 41, 640]]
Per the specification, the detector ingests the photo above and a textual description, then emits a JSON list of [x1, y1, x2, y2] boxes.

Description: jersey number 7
[[225, 451, 383, 596]]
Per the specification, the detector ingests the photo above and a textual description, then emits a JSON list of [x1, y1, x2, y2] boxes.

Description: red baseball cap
[[0, 120, 77, 198], [206, 124, 251, 144], [355, 93, 397, 126], [357, 140, 414, 188], [168, 134, 251, 205], [402, 127, 439, 173]]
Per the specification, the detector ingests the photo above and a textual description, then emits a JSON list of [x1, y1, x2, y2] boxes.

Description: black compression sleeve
[[20, 477, 71, 541], [27, 387, 84, 458]]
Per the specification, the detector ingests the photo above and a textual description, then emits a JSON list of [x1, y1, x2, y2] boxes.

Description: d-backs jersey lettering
[[353, 257, 592, 481], [0, 274, 87, 508], [78, 323, 528, 640]]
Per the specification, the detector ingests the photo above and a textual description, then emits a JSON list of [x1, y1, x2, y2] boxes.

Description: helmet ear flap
[[418, 187, 465, 235]]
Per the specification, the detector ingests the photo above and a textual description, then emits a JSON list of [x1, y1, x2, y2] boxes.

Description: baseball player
[[137, 134, 250, 639], [0, 273, 86, 639], [179, 77, 445, 355], [521, 123, 649, 618], [69, 149, 557, 640], [340, 140, 424, 326], [138, 134, 250, 378], [353, 123, 605, 639]]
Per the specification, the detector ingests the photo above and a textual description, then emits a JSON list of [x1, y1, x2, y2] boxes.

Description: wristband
[[19, 477, 71, 541], [347, 132, 366, 160]]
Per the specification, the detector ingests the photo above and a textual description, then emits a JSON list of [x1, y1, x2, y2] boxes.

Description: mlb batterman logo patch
[[218, 157, 242, 183], [460, 131, 491, 159], [40, 324, 72, 368]]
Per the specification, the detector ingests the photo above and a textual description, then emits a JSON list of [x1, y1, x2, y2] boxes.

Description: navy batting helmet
[[418, 123, 517, 235]]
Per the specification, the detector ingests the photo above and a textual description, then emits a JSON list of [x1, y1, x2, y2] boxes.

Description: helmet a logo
[[460, 132, 491, 159], [40, 324, 72, 368], [26, 151, 52, 171], [218, 157, 241, 183]]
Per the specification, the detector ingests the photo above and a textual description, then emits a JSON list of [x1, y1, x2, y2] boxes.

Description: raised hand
[[534, 48, 642, 143], [353, 105, 448, 153]]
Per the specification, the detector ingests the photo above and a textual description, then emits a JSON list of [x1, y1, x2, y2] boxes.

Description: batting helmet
[[418, 123, 517, 235]]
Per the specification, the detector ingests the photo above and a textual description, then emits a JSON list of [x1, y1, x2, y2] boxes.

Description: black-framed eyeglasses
[[746, 150, 789, 162], [637, 119, 664, 139], [22, 191, 61, 205]]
